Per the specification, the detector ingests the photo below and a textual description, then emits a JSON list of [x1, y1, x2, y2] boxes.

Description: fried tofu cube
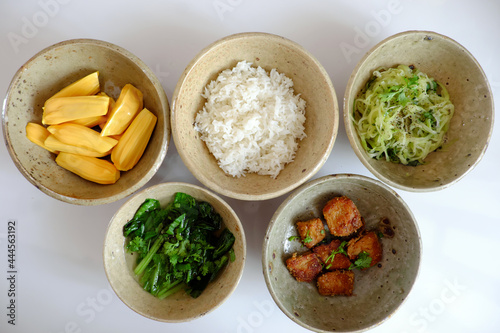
[[286, 252, 322, 282], [347, 231, 382, 267], [313, 239, 351, 270], [296, 218, 326, 248], [317, 271, 355, 296], [323, 196, 363, 237]]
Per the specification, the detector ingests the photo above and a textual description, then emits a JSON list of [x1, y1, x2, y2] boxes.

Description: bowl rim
[[171, 31, 338, 201], [2, 38, 171, 205], [343, 30, 495, 192], [262, 173, 422, 333], [103, 181, 247, 322]]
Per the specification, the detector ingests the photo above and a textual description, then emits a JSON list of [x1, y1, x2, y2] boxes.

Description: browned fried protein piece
[[285, 252, 322, 282], [296, 218, 326, 248], [313, 239, 351, 270], [347, 231, 383, 268], [323, 196, 364, 237], [317, 270, 355, 296]]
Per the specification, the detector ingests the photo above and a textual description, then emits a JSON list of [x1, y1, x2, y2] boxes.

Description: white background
[[1, 1, 499, 332]]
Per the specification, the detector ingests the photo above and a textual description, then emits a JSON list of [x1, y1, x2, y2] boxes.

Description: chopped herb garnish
[[349, 251, 372, 270], [325, 241, 348, 269], [303, 230, 313, 244]]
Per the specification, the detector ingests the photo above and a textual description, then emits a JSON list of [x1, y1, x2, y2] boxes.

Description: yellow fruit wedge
[[47, 123, 117, 154], [111, 108, 157, 171], [48, 71, 100, 100], [44, 135, 111, 157], [42, 95, 110, 125], [25, 122, 58, 153], [68, 115, 107, 128], [100, 84, 143, 137], [98, 92, 116, 111], [55, 152, 120, 185], [108, 134, 123, 141]]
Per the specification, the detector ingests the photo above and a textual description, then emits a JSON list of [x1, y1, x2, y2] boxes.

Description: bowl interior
[[103, 182, 246, 322], [3, 39, 170, 205], [263, 174, 421, 332], [344, 30, 494, 191], [172, 32, 338, 200]]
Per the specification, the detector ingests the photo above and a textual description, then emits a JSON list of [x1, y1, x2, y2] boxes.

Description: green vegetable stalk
[[134, 235, 164, 276]]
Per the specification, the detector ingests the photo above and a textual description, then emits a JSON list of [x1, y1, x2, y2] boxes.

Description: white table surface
[[1, 1, 499, 332]]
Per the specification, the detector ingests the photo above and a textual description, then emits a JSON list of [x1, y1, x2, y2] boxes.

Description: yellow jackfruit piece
[[100, 84, 143, 137], [55, 152, 120, 185], [25, 122, 58, 153], [47, 123, 117, 154], [108, 134, 123, 141], [111, 108, 157, 171], [42, 95, 110, 125], [68, 115, 107, 128], [98, 92, 116, 110], [48, 71, 100, 100], [44, 135, 111, 157]]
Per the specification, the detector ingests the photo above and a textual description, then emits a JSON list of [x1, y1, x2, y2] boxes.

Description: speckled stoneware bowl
[[171, 32, 338, 201], [103, 182, 246, 322], [344, 30, 494, 192], [2, 39, 170, 205], [263, 174, 421, 332]]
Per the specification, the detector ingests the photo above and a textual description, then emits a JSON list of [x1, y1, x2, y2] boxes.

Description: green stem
[[134, 235, 164, 276], [157, 280, 183, 300], [149, 263, 161, 295]]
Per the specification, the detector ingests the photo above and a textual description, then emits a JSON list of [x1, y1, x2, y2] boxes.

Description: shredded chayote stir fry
[[352, 64, 454, 166]]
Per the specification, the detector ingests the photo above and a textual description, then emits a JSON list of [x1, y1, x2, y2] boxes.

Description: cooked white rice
[[194, 60, 306, 178]]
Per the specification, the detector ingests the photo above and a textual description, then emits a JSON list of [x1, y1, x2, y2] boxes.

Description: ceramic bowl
[[2, 38, 170, 205], [171, 32, 338, 201], [103, 182, 246, 322], [263, 174, 421, 332], [344, 30, 494, 192]]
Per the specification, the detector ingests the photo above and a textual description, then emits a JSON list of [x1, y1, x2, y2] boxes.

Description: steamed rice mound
[[194, 61, 306, 178]]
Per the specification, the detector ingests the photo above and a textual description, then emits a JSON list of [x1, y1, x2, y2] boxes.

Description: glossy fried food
[[313, 240, 351, 270], [317, 271, 355, 296], [323, 196, 363, 237], [286, 252, 322, 282], [286, 196, 386, 297], [296, 218, 326, 248], [347, 231, 382, 267]]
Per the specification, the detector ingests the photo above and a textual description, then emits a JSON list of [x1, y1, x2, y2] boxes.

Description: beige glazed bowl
[[263, 174, 421, 332], [103, 182, 246, 322], [344, 30, 494, 192], [2, 39, 170, 205], [171, 32, 338, 201]]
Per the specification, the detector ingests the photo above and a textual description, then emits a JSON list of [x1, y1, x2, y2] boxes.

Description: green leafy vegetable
[[229, 248, 236, 262], [123, 193, 236, 299], [213, 228, 236, 259]]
